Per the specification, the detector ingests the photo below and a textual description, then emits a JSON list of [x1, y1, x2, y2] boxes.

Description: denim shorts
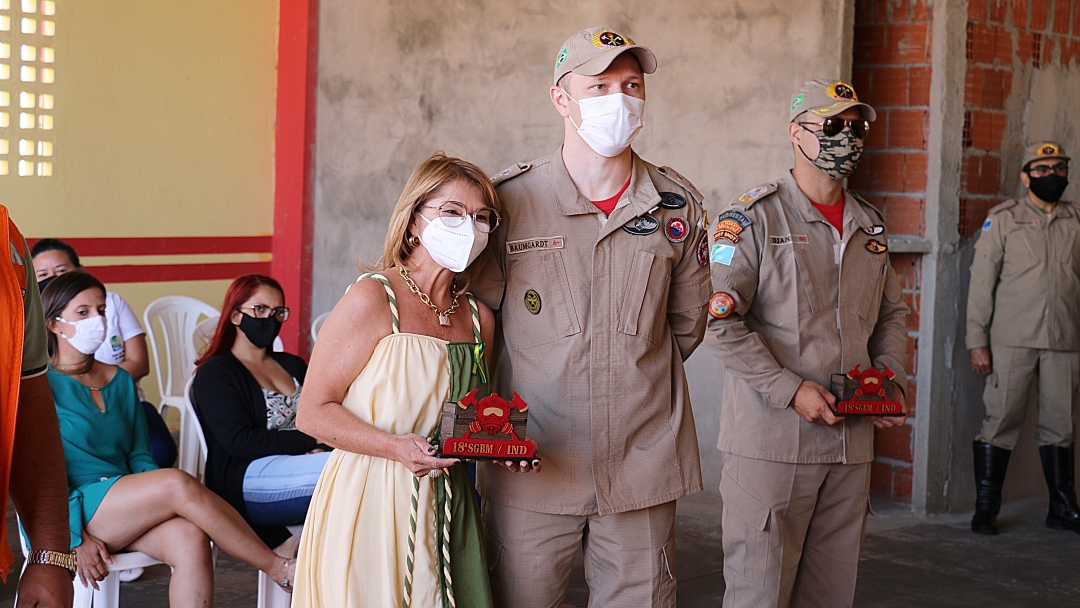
[[242, 451, 331, 527]]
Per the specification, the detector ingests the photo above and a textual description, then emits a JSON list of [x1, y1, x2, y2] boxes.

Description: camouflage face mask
[[799, 125, 864, 181]]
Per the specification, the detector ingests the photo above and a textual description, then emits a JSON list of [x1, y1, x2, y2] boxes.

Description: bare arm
[[295, 279, 457, 477], [11, 374, 74, 608], [116, 335, 149, 383]]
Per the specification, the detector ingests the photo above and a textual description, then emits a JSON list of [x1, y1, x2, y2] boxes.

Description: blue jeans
[[242, 452, 331, 527]]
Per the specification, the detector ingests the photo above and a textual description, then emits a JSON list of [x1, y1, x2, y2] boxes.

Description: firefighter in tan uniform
[[704, 80, 910, 608], [473, 27, 711, 608], [967, 142, 1080, 536]]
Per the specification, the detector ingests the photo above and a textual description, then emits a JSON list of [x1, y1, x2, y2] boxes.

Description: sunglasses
[[798, 117, 870, 139], [1024, 162, 1069, 177]]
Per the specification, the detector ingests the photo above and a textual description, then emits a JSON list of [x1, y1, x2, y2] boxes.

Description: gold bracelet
[[26, 549, 78, 574]]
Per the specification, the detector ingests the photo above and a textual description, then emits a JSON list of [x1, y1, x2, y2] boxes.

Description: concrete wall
[[312, 0, 856, 493]]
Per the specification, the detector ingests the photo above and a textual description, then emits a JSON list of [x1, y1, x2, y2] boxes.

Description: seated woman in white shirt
[[31, 238, 177, 469]]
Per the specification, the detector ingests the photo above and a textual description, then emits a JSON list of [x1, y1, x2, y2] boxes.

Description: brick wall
[[960, 0, 1080, 236], [850, 0, 931, 504]]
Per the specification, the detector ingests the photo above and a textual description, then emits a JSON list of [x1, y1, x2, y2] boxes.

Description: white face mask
[[417, 214, 489, 273], [56, 315, 107, 355], [563, 89, 645, 157]]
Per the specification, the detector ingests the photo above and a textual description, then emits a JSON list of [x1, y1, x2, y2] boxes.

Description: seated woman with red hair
[[192, 274, 329, 551]]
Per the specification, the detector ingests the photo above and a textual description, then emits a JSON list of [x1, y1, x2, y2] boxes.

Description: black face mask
[[238, 313, 281, 349], [1029, 174, 1069, 203], [37, 276, 56, 293]]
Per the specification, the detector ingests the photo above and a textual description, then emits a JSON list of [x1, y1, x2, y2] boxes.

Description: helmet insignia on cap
[[556, 47, 568, 68], [591, 30, 629, 48], [1040, 143, 1060, 156], [791, 93, 804, 112], [827, 82, 857, 101]]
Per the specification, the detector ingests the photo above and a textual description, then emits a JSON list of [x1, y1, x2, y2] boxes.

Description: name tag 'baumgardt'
[[507, 236, 565, 255], [438, 389, 537, 459], [830, 365, 905, 416]]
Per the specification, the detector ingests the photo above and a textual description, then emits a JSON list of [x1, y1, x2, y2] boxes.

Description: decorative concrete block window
[[0, 0, 53, 177]]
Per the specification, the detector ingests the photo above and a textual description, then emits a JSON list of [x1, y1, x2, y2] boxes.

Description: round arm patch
[[709, 292, 735, 319]]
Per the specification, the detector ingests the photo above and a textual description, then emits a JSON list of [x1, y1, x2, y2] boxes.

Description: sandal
[[279, 557, 295, 593]]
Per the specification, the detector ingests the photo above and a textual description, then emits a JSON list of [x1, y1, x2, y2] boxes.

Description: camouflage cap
[[1022, 141, 1070, 168], [789, 79, 877, 123], [553, 27, 657, 86]]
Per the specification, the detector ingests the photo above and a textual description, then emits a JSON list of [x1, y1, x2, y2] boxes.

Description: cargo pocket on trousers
[[720, 474, 771, 586], [656, 540, 677, 605]]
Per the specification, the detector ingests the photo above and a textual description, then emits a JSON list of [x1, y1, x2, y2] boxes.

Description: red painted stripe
[[273, 0, 319, 356], [26, 236, 272, 256], [86, 262, 272, 284]]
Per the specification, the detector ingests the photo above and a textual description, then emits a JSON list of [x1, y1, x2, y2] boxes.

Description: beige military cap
[[1022, 141, 1070, 168], [553, 26, 657, 86], [789, 79, 877, 123]]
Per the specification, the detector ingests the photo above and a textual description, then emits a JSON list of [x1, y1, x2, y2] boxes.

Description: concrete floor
[[3, 493, 1078, 607]]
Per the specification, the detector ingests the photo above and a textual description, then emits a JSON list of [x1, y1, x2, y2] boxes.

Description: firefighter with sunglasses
[[703, 79, 909, 608], [967, 142, 1080, 536]]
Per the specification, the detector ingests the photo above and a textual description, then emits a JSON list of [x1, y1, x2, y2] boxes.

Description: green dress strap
[[354, 272, 400, 333]]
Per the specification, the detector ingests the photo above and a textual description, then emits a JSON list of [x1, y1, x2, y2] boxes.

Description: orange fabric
[[0, 204, 25, 578]]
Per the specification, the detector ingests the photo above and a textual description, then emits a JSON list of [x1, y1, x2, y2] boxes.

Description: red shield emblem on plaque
[[834, 365, 905, 416]]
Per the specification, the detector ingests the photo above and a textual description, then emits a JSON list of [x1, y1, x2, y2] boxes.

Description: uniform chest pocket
[[857, 255, 888, 323], [1003, 228, 1043, 274], [617, 250, 670, 345], [504, 251, 582, 349]]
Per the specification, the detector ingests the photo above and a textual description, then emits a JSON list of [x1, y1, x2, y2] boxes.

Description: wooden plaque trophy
[[831, 364, 905, 416], [438, 389, 537, 459]]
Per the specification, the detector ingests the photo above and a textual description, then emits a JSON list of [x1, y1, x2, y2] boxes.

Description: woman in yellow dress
[[293, 153, 516, 607]]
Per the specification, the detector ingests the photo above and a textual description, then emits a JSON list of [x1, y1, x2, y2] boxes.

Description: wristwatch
[[26, 549, 78, 577]]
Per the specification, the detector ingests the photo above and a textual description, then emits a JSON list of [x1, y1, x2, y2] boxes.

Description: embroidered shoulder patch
[[982, 218, 993, 231]]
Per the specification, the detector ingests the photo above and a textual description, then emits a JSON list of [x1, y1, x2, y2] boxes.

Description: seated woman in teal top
[[41, 272, 296, 602]]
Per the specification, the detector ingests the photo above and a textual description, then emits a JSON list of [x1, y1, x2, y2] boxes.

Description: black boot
[[1039, 444, 1080, 533], [972, 441, 1011, 535]]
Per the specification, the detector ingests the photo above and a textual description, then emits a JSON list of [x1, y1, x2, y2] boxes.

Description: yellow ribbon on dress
[[471, 344, 487, 384]]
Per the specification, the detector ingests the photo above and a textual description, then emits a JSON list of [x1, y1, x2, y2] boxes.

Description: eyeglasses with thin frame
[[1025, 162, 1069, 177], [798, 116, 870, 139], [418, 201, 501, 233], [240, 304, 290, 322]]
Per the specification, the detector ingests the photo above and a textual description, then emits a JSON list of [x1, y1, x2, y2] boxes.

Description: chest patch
[[665, 216, 689, 242], [862, 225, 884, 236], [523, 289, 542, 314], [507, 236, 565, 255], [622, 215, 660, 236], [866, 239, 887, 254], [770, 235, 808, 245], [658, 192, 686, 209]]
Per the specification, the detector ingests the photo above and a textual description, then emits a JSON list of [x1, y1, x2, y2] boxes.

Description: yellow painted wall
[[0, 0, 281, 410]]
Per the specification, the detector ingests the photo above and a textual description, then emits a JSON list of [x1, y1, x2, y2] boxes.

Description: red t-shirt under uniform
[[810, 196, 845, 237], [591, 176, 632, 216]]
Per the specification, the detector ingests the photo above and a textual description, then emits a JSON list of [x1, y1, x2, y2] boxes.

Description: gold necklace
[[398, 266, 459, 327], [53, 360, 100, 391]]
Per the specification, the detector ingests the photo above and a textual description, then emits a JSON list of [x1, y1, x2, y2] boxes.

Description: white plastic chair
[[17, 517, 165, 608], [310, 312, 329, 344], [179, 376, 210, 480], [143, 296, 219, 472]]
